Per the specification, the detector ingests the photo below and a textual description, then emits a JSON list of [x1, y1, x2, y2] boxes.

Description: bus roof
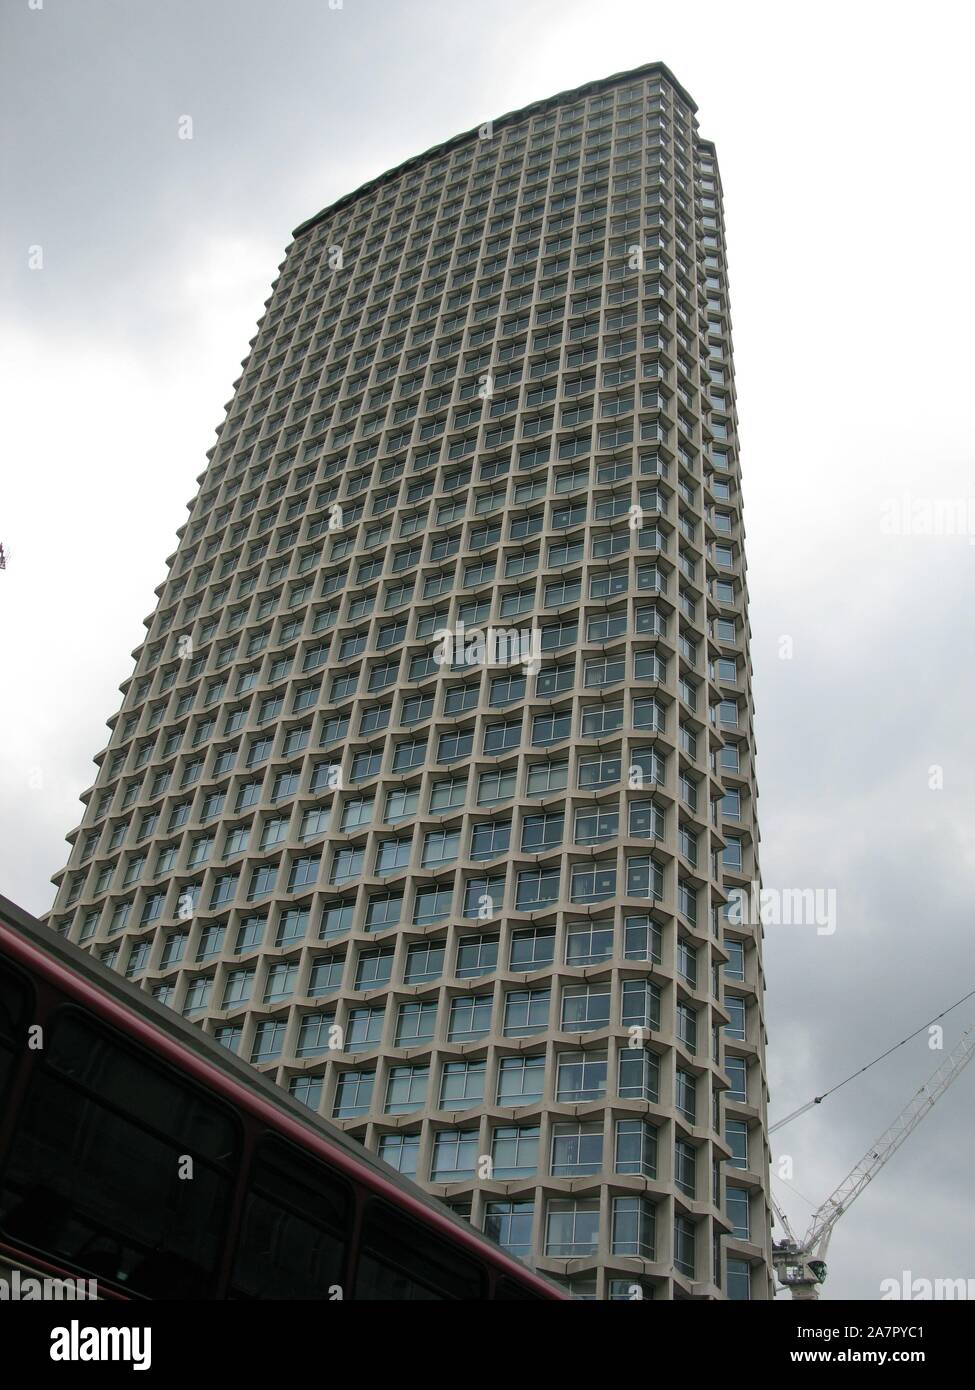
[[0, 892, 567, 1299]]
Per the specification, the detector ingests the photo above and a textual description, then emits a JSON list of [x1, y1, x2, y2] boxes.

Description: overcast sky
[[2, 0, 974, 1301]]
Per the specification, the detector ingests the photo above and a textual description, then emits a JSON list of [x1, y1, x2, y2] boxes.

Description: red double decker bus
[[0, 894, 566, 1301]]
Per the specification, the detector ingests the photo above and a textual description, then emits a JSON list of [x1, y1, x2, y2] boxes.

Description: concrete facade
[[51, 61, 773, 1299]]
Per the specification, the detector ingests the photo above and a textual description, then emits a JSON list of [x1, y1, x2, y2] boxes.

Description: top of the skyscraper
[[293, 60, 697, 242]]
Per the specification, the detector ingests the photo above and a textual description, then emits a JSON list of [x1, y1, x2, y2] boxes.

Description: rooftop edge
[[291, 60, 699, 242]]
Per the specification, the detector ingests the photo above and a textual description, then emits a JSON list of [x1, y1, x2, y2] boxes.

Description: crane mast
[[772, 1022, 975, 1299]]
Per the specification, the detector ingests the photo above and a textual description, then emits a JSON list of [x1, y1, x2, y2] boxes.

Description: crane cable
[[768, 985, 975, 1136]]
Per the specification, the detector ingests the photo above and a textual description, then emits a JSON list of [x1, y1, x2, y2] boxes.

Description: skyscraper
[[50, 61, 773, 1299]]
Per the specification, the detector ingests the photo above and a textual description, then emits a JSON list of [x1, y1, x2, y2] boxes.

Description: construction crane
[[770, 1021, 975, 1299]]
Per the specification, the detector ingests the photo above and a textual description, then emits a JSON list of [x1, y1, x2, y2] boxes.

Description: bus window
[[231, 1138, 351, 1298], [0, 1010, 237, 1298], [0, 960, 31, 1105], [355, 1202, 485, 1300]]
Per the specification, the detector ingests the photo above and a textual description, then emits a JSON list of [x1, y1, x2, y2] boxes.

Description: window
[[492, 1126, 539, 1180], [248, 863, 278, 900], [727, 1185, 750, 1240], [621, 979, 660, 1031], [573, 806, 618, 846], [677, 1002, 698, 1053], [674, 1214, 695, 1278], [484, 1201, 534, 1261], [520, 813, 564, 852], [378, 1133, 420, 1178], [677, 938, 698, 987], [623, 914, 662, 962], [551, 1122, 602, 1177], [251, 1019, 285, 1062], [447, 994, 492, 1042], [562, 984, 610, 1033], [331, 847, 363, 885], [405, 940, 445, 984], [431, 1129, 478, 1183], [0, 1011, 238, 1298], [351, 949, 391, 994], [455, 934, 499, 979], [556, 1050, 607, 1102], [332, 1070, 374, 1119], [288, 1075, 322, 1109], [431, 776, 468, 812], [385, 1064, 429, 1114], [566, 921, 614, 965], [264, 962, 297, 1003], [726, 1118, 749, 1170], [412, 885, 451, 926], [526, 760, 568, 795], [727, 1258, 752, 1301], [724, 994, 746, 1040], [422, 829, 460, 867], [183, 976, 212, 1014], [629, 798, 665, 840], [376, 839, 411, 875], [497, 1054, 545, 1106], [385, 788, 419, 824], [221, 966, 254, 1009], [722, 836, 743, 872], [570, 863, 616, 904], [296, 1012, 335, 1058], [612, 1197, 655, 1258], [724, 937, 746, 981], [321, 900, 355, 938], [439, 1059, 486, 1110], [395, 1000, 438, 1046], [438, 730, 474, 762], [516, 867, 560, 911], [503, 988, 550, 1037], [616, 1119, 657, 1178], [341, 798, 374, 832], [469, 821, 511, 860], [509, 928, 555, 971], [545, 1199, 599, 1257], [725, 1054, 748, 1102], [476, 769, 514, 805], [675, 1139, 697, 1198], [618, 1047, 659, 1103]]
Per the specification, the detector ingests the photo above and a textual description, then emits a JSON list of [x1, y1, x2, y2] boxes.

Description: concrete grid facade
[[50, 61, 774, 1300]]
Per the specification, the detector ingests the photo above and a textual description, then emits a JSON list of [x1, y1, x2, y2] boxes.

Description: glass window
[[551, 1122, 602, 1177], [492, 1125, 539, 1180], [556, 1050, 606, 1102], [385, 1065, 429, 1115], [546, 1199, 599, 1257], [727, 1184, 750, 1240], [333, 1070, 374, 1119], [503, 988, 550, 1037], [612, 1196, 655, 1258], [727, 1258, 752, 1300], [497, 1054, 545, 1106], [615, 1119, 657, 1177], [439, 1060, 486, 1110], [447, 995, 493, 1042], [431, 1129, 479, 1183], [726, 1118, 749, 1169], [484, 1201, 534, 1261]]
